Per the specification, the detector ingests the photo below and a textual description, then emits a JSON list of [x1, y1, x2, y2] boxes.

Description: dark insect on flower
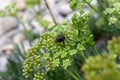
[[56, 35, 65, 42]]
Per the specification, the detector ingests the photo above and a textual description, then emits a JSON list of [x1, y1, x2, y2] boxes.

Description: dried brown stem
[[44, 0, 58, 25]]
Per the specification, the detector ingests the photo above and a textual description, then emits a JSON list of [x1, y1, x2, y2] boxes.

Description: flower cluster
[[23, 55, 41, 78], [104, 1, 120, 25], [72, 13, 89, 30], [69, 0, 92, 10], [72, 13, 94, 47], [40, 26, 79, 70], [108, 36, 120, 56], [23, 42, 41, 78], [107, 0, 119, 6], [82, 54, 120, 80], [23, 20, 93, 79], [33, 73, 44, 80], [23, 1, 94, 79]]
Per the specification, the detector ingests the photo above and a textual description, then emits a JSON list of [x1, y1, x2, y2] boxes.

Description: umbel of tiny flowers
[[69, 0, 92, 10], [108, 36, 120, 57], [104, 1, 120, 25], [107, 0, 120, 6], [72, 12, 89, 30], [23, 42, 41, 78], [33, 73, 44, 80], [23, 0, 95, 79], [82, 53, 120, 80], [69, 0, 94, 47], [40, 24, 84, 70], [23, 20, 94, 80]]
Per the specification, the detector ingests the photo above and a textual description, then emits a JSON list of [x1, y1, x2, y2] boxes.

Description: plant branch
[[44, 0, 58, 26], [87, 2, 99, 13], [87, 2, 108, 19]]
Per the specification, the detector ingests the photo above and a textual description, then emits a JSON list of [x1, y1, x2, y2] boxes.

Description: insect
[[56, 35, 65, 42]]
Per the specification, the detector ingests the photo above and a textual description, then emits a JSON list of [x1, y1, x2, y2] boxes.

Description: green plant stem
[[87, 3, 99, 13], [87, 2, 108, 19], [43, 71, 48, 78], [91, 46, 100, 55], [83, 50, 89, 58], [81, 50, 87, 59], [70, 66, 83, 80], [65, 69, 80, 80], [97, 0, 105, 10], [77, 51, 85, 60], [33, 65, 45, 72], [78, 30, 81, 38]]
